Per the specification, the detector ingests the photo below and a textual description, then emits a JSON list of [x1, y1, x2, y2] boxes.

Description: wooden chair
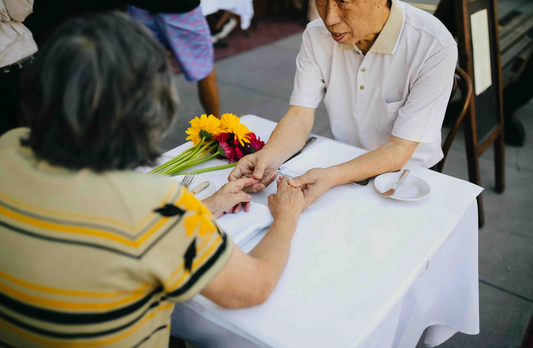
[[437, 66, 473, 173]]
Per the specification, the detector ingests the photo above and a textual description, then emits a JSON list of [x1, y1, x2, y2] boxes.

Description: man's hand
[[228, 150, 280, 192], [287, 168, 333, 210], [203, 177, 258, 218]]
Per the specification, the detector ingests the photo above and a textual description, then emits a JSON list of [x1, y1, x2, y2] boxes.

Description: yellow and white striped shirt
[[0, 128, 233, 347]]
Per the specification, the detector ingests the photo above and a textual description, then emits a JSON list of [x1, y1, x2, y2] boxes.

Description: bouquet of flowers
[[149, 113, 265, 176]]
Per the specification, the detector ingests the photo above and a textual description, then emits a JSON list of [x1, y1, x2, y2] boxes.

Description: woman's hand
[[268, 176, 306, 223], [203, 177, 259, 218], [286, 168, 333, 210]]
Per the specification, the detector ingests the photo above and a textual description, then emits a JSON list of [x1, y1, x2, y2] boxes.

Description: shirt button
[[361, 68, 366, 72], [360, 85, 365, 90]]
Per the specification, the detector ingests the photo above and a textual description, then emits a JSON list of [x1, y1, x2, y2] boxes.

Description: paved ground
[[164, 31, 533, 347]]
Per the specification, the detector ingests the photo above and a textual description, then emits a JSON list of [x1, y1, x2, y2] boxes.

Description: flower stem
[[167, 153, 219, 175], [172, 162, 237, 176], [148, 147, 195, 174], [151, 138, 220, 176]]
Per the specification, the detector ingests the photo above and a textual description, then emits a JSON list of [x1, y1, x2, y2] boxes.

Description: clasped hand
[[229, 150, 334, 210], [203, 174, 306, 220]]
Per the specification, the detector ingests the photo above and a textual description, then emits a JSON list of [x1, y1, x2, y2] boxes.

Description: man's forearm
[[330, 140, 416, 186], [262, 106, 315, 164]]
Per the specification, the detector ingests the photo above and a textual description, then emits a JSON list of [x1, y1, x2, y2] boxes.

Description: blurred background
[[5, 0, 533, 346]]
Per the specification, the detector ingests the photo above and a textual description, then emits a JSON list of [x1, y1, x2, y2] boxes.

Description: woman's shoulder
[[0, 127, 30, 150]]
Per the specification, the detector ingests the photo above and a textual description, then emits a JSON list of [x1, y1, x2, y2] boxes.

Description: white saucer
[[374, 172, 431, 201], [173, 174, 217, 200]]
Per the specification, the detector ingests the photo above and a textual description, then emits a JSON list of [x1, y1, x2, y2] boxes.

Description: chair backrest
[[437, 66, 473, 173]]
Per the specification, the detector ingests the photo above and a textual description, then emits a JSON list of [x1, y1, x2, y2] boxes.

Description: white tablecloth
[[201, 0, 254, 30], [165, 115, 482, 347]]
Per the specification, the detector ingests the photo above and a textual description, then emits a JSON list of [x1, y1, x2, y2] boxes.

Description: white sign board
[[470, 9, 493, 96]]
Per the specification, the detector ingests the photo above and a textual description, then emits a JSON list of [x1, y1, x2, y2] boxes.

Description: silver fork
[[181, 172, 196, 188]]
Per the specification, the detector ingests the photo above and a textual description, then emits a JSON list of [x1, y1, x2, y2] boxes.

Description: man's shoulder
[[304, 18, 332, 42], [302, 18, 336, 53], [401, 2, 456, 49]]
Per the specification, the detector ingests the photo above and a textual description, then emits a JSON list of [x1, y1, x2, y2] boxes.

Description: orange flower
[[220, 113, 251, 146], [185, 114, 222, 146]]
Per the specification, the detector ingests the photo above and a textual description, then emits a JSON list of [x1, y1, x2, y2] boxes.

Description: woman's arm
[[201, 177, 305, 308]]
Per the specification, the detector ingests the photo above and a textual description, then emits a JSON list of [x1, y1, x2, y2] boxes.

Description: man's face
[[316, 0, 384, 45]]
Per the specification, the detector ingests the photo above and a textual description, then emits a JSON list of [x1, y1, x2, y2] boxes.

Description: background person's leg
[[197, 68, 220, 118], [158, 8, 220, 117]]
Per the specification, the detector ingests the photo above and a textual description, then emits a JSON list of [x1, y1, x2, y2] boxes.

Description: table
[[165, 115, 483, 347], [201, 0, 254, 30]]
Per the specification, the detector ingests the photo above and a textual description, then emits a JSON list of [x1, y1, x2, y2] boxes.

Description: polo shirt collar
[[339, 0, 405, 55]]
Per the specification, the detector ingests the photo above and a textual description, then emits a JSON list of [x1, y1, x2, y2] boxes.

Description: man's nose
[[324, 0, 341, 26]]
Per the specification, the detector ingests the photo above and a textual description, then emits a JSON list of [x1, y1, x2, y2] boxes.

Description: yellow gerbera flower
[[177, 190, 215, 237], [220, 113, 251, 146], [185, 114, 221, 146]]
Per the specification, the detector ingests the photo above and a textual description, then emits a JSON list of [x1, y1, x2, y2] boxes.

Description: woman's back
[[0, 128, 231, 347]]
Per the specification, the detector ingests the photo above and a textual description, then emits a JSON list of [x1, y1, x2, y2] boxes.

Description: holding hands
[[286, 168, 334, 210], [229, 149, 336, 211], [203, 177, 258, 218], [228, 150, 280, 193], [269, 176, 306, 222]]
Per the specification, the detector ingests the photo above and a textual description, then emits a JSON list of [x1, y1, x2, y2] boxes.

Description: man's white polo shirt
[[290, 0, 458, 168]]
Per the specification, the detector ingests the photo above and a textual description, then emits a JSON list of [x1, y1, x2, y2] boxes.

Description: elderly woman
[[0, 13, 304, 347], [229, 0, 457, 208]]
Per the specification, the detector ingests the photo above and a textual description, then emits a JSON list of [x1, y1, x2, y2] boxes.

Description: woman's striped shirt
[[0, 128, 233, 347]]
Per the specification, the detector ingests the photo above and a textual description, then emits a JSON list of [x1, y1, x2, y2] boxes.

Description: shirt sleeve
[[290, 29, 326, 109], [142, 188, 234, 303], [392, 44, 458, 143], [3, 0, 34, 22]]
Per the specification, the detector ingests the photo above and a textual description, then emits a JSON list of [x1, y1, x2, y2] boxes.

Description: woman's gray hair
[[21, 12, 178, 171]]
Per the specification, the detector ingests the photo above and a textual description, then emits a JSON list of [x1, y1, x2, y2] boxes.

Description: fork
[[181, 172, 196, 188]]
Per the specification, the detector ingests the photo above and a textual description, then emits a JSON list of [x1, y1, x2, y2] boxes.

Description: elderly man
[[230, 0, 457, 207]]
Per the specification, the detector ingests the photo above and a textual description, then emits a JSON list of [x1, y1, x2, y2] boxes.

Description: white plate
[[374, 172, 431, 201], [173, 174, 217, 200]]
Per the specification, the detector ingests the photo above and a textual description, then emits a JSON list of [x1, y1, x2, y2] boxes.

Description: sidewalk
[[166, 32, 533, 347]]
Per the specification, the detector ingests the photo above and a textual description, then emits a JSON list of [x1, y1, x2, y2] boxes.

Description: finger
[[289, 174, 311, 187], [233, 203, 242, 214], [252, 158, 268, 180], [228, 163, 243, 182], [228, 160, 254, 182], [243, 201, 251, 212], [259, 170, 279, 188], [243, 183, 265, 193], [227, 192, 252, 208], [229, 177, 260, 193]]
